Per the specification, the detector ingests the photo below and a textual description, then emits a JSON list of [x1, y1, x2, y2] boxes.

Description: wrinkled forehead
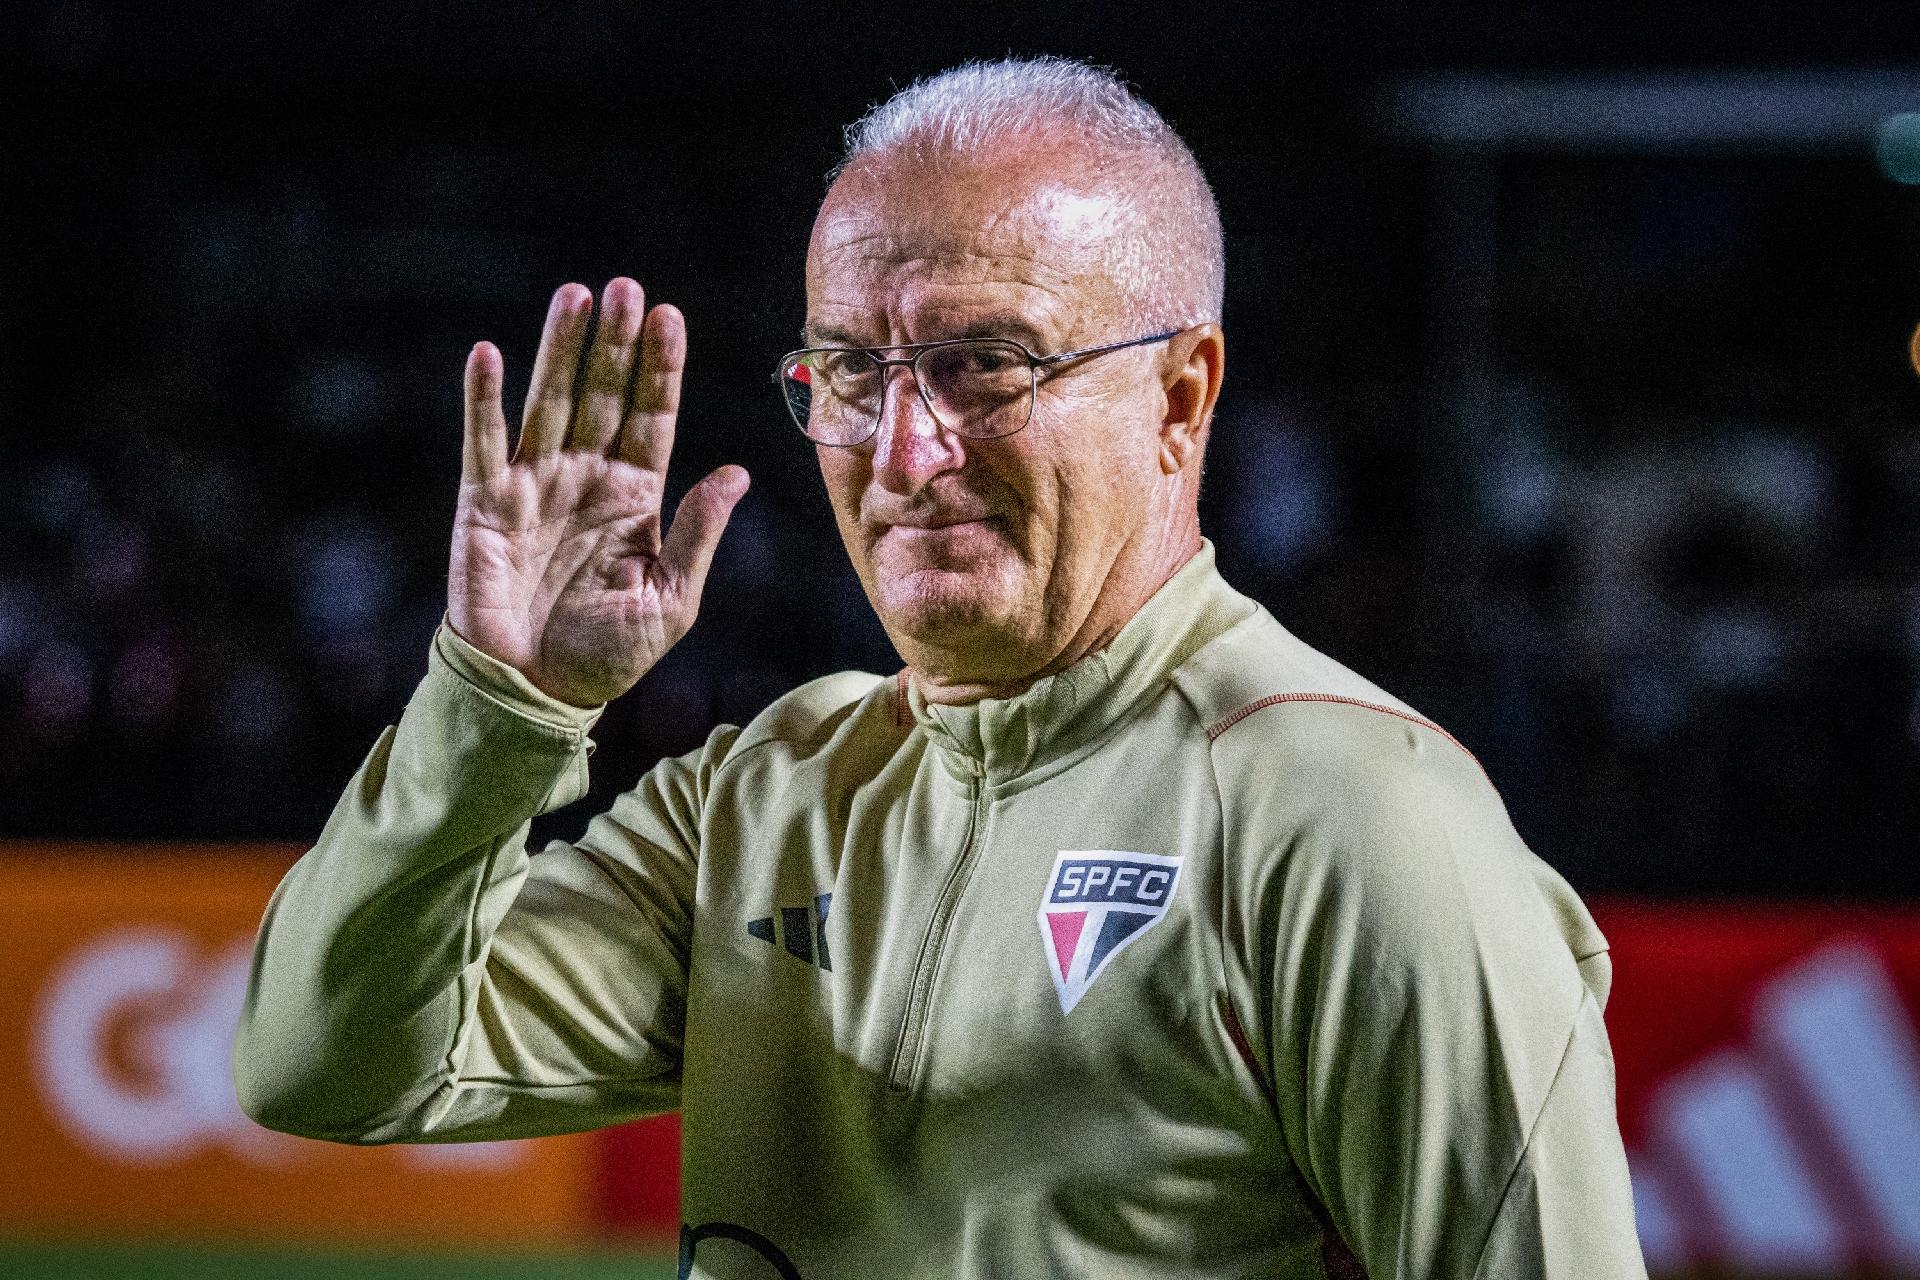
[[806, 154, 1129, 340]]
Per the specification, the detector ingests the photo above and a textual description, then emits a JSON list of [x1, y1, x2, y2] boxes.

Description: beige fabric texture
[[234, 542, 1646, 1279]]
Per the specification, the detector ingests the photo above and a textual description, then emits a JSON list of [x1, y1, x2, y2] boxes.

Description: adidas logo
[[1628, 942, 1920, 1271], [746, 894, 833, 972]]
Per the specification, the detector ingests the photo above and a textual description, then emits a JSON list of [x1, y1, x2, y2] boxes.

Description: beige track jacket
[[234, 543, 1646, 1278]]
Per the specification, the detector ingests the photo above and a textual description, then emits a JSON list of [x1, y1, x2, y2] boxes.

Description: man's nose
[[869, 364, 964, 491]]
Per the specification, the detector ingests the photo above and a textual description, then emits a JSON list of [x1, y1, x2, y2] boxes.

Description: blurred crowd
[[3, 58, 1917, 900], [1206, 387, 1920, 896]]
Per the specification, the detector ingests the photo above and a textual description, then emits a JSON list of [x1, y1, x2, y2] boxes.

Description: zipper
[[886, 760, 989, 1093]]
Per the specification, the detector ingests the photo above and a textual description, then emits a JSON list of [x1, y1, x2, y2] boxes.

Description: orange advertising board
[[0, 843, 598, 1245]]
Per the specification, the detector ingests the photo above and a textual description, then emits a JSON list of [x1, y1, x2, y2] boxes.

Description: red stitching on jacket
[[1206, 692, 1486, 778], [1217, 995, 1274, 1107]]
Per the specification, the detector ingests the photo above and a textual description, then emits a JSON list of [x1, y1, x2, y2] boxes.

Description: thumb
[[658, 464, 750, 605]]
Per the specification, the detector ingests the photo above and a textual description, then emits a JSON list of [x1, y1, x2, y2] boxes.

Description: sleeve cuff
[[426, 622, 610, 815], [432, 620, 608, 736]]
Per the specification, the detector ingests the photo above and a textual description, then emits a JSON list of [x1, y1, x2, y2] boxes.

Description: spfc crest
[[1038, 850, 1183, 1014]]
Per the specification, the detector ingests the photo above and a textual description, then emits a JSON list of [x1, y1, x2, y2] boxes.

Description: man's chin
[[873, 566, 1020, 653]]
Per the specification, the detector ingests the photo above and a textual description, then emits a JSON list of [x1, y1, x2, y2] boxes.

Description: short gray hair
[[838, 58, 1225, 329]]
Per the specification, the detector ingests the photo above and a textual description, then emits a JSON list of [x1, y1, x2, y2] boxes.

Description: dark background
[[3, 0, 1917, 898]]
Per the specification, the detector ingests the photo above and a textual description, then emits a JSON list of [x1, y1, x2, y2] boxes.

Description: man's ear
[[1158, 324, 1225, 476]]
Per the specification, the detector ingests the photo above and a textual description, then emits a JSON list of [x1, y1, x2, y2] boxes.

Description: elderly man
[[235, 58, 1645, 1278]]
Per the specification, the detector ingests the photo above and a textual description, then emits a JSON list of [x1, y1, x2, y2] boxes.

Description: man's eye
[[926, 343, 1026, 384], [817, 352, 879, 386], [959, 346, 1020, 375]]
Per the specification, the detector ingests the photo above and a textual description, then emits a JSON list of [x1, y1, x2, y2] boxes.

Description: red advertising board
[[1595, 899, 1920, 1274]]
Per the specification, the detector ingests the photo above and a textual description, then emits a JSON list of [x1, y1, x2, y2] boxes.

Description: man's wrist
[[432, 618, 607, 736]]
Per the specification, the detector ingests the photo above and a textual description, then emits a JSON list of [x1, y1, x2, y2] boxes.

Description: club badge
[[1038, 850, 1183, 1014]]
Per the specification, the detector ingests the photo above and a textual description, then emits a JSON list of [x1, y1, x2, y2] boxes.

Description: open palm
[[449, 279, 748, 708]]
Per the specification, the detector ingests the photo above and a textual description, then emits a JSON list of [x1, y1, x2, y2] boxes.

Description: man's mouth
[[878, 512, 996, 533]]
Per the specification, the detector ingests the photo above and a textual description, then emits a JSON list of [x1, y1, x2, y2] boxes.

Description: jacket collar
[[903, 540, 1255, 783]]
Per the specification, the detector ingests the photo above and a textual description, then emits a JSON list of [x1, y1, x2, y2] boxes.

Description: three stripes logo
[[1039, 851, 1182, 1014], [746, 894, 833, 972], [1628, 942, 1920, 1272]]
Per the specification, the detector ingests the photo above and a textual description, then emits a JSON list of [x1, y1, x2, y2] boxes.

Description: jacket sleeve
[[1219, 702, 1646, 1278], [232, 621, 736, 1144]]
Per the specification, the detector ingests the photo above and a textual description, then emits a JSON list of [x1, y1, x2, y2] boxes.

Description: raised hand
[[448, 279, 748, 708]]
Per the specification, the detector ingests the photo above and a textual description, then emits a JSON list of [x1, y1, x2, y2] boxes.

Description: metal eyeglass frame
[[774, 328, 1185, 446]]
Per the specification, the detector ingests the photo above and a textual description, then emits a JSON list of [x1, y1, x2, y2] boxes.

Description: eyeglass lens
[[780, 340, 1035, 445]]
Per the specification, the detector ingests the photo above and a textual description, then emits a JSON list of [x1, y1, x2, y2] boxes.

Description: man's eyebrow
[[802, 323, 865, 347], [802, 314, 1053, 350], [943, 314, 1050, 348]]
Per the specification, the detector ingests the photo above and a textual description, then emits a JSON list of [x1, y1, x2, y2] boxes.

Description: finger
[[515, 283, 593, 461], [570, 277, 645, 454], [463, 342, 509, 484], [658, 465, 750, 605], [617, 303, 686, 474]]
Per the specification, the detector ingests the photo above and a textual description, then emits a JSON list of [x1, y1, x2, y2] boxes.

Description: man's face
[[806, 153, 1170, 682]]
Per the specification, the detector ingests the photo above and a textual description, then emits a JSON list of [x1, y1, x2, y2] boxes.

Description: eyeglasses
[[773, 329, 1183, 446]]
